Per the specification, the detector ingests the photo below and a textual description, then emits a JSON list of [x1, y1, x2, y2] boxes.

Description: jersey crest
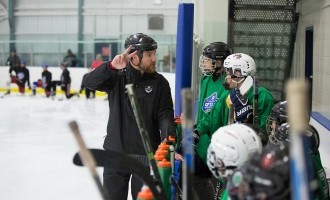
[[202, 92, 218, 113], [145, 85, 153, 93]]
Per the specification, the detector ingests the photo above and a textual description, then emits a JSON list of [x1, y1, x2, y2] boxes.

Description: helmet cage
[[199, 55, 219, 76], [199, 42, 231, 76]]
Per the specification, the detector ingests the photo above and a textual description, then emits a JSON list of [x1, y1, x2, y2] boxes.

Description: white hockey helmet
[[223, 53, 256, 77], [207, 123, 262, 179]]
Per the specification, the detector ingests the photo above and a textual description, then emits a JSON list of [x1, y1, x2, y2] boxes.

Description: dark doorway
[[94, 40, 118, 61], [305, 27, 313, 113]]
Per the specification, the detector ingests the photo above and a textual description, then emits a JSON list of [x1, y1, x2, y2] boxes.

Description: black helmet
[[305, 124, 320, 155], [199, 42, 232, 76], [268, 123, 320, 156], [124, 33, 157, 55], [266, 101, 288, 135], [202, 42, 232, 61], [239, 144, 290, 199]]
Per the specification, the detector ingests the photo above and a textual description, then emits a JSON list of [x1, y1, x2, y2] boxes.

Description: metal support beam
[[8, 0, 15, 51], [78, 0, 84, 67]]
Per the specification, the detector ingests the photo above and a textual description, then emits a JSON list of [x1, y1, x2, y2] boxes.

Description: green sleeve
[[312, 152, 329, 200], [220, 190, 228, 200], [247, 87, 274, 132]]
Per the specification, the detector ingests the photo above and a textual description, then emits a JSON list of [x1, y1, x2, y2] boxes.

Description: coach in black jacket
[[83, 33, 175, 200]]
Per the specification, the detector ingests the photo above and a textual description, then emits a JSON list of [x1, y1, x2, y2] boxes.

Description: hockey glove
[[230, 88, 253, 123], [176, 129, 200, 154]]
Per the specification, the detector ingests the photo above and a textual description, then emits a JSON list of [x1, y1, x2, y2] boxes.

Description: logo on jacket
[[202, 92, 218, 113], [145, 86, 153, 93]]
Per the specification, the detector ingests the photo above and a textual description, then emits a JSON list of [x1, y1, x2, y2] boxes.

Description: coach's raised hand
[[111, 45, 137, 69]]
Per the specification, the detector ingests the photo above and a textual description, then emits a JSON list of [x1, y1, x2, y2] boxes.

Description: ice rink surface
[[0, 94, 329, 200]]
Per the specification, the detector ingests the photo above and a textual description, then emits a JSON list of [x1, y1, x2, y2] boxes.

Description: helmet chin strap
[[131, 55, 145, 73]]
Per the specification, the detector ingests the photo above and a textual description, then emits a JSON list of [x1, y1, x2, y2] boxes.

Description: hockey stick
[[253, 76, 258, 126], [286, 79, 313, 200], [125, 84, 166, 198], [68, 121, 109, 200], [181, 88, 194, 200], [227, 76, 253, 125], [170, 175, 183, 200], [72, 148, 165, 200]]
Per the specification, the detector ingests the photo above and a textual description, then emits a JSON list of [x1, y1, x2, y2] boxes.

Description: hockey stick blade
[[73, 148, 166, 200], [240, 76, 253, 95], [286, 79, 312, 200]]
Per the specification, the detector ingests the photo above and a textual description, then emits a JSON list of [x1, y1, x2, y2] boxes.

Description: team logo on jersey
[[145, 86, 153, 93], [202, 92, 219, 113]]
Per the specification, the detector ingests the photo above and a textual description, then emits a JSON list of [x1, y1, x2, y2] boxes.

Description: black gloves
[[192, 129, 200, 146], [176, 129, 200, 154], [230, 88, 253, 123]]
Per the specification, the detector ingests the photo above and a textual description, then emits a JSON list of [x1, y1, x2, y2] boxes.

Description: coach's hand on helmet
[[111, 46, 137, 70]]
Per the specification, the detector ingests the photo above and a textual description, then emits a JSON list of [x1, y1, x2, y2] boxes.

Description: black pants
[[85, 88, 95, 99], [51, 81, 75, 99], [103, 153, 150, 200], [103, 166, 149, 200]]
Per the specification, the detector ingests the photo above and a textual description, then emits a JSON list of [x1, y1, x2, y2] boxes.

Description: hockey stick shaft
[[125, 84, 166, 197], [253, 76, 258, 126], [286, 79, 312, 200], [68, 121, 109, 200], [181, 88, 194, 200]]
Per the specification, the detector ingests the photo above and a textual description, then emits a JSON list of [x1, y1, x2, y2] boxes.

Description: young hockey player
[[51, 62, 79, 99], [194, 42, 232, 199], [32, 64, 52, 97], [79, 67, 95, 99], [238, 144, 291, 199], [266, 101, 329, 200], [4, 60, 31, 95], [206, 123, 262, 200]]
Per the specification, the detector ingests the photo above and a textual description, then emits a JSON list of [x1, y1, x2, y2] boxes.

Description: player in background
[[206, 123, 262, 200], [79, 67, 96, 99], [51, 62, 79, 99], [266, 101, 329, 200], [193, 42, 232, 200], [6, 48, 20, 69], [90, 54, 104, 69], [32, 64, 52, 97], [4, 60, 31, 96]]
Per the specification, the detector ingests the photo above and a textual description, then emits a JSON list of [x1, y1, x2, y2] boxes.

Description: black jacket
[[60, 68, 71, 85], [83, 62, 175, 155], [42, 70, 52, 86]]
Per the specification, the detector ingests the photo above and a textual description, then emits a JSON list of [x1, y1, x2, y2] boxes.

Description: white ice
[[0, 94, 329, 200]]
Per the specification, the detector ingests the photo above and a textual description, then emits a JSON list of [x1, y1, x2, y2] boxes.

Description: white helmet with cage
[[207, 123, 262, 179], [223, 53, 256, 77]]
